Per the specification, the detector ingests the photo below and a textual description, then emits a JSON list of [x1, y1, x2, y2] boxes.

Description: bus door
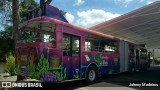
[[136, 49, 140, 70], [63, 33, 81, 80]]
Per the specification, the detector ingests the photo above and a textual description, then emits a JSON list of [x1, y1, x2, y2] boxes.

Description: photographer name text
[[129, 83, 158, 87]]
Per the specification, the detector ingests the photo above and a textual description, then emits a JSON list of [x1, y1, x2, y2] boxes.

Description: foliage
[[0, 30, 14, 60], [53, 66, 66, 81], [108, 69, 114, 75], [26, 53, 49, 79], [96, 54, 102, 66], [60, 10, 67, 16], [26, 65, 41, 79], [38, 53, 49, 74], [19, 0, 39, 22], [0, 0, 39, 60], [6, 56, 15, 68], [40, 0, 45, 6], [6, 55, 20, 75], [152, 58, 160, 65], [73, 74, 79, 79], [0, 0, 66, 61]]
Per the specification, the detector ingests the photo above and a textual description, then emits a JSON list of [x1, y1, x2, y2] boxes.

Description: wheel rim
[[89, 70, 95, 81]]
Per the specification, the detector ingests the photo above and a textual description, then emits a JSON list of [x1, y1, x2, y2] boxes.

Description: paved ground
[[0, 62, 6, 74], [1, 65, 160, 90]]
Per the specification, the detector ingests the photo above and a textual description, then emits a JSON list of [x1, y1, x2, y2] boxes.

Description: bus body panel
[[81, 51, 120, 76], [120, 40, 129, 72]]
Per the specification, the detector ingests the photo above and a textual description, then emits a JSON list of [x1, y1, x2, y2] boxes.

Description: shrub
[[152, 58, 159, 65], [6, 56, 20, 76]]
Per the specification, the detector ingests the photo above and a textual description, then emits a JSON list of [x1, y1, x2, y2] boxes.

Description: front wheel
[[86, 66, 98, 83]]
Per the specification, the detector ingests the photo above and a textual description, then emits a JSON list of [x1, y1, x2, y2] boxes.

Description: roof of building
[[89, 1, 160, 49]]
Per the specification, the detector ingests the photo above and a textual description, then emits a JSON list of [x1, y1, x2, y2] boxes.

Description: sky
[[0, 0, 159, 31], [34, 0, 158, 28]]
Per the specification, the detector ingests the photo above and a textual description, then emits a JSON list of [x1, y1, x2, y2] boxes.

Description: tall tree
[[40, 0, 52, 6], [0, 0, 39, 60], [20, 0, 39, 22], [40, 0, 45, 6], [12, 0, 19, 46]]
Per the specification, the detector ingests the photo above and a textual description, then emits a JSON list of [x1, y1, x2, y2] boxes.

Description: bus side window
[[49, 35, 56, 48], [72, 36, 80, 56], [63, 34, 71, 56], [85, 41, 91, 51], [104, 42, 118, 53]]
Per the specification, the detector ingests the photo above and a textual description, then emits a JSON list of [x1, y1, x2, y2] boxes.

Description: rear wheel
[[86, 66, 98, 83]]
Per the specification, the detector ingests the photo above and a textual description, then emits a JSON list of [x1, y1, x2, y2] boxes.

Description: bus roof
[[19, 16, 120, 41]]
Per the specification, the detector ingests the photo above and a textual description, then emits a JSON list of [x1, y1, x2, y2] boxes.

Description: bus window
[[44, 34, 56, 47], [63, 34, 71, 56], [63, 34, 80, 56], [104, 42, 118, 53], [85, 41, 91, 51], [85, 33, 118, 53], [18, 29, 56, 47], [72, 36, 80, 56]]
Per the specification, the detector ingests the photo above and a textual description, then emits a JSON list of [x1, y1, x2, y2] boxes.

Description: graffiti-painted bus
[[15, 4, 150, 83]]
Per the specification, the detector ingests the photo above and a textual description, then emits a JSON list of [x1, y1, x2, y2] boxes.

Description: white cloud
[[65, 13, 74, 23], [74, 0, 85, 6], [146, 0, 160, 4], [76, 9, 120, 28], [114, 0, 133, 4]]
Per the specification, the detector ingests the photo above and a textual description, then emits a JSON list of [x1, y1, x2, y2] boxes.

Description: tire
[[86, 66, 98, 83]]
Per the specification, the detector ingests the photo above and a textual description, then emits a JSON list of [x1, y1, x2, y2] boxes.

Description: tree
[[12, 0, 19, 46], [40, 0, 52, 6], [40, 0, 45, 6], [0, 28, 14, 60], [19, 0, 39, 22], [0, 0, 67, 60], [0, 0, 39, 60], [60, 10, 67, 16]]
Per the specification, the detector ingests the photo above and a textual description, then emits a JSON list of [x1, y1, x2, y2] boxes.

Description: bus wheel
[[86, 66, 98, 83]]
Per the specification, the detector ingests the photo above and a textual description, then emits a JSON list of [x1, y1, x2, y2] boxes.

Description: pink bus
[[15, 4, 150, 83]]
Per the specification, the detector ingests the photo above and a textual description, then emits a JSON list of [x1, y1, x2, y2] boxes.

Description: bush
[[6, 55, 20, 76], [152, 58, 159, 65]]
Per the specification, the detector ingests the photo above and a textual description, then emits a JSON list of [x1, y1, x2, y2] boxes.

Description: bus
[[15, 4, 150, 83]]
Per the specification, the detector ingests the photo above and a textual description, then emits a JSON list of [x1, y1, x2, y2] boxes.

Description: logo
[[1, 82, 42, 87], [2, 82, 12, 87]]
